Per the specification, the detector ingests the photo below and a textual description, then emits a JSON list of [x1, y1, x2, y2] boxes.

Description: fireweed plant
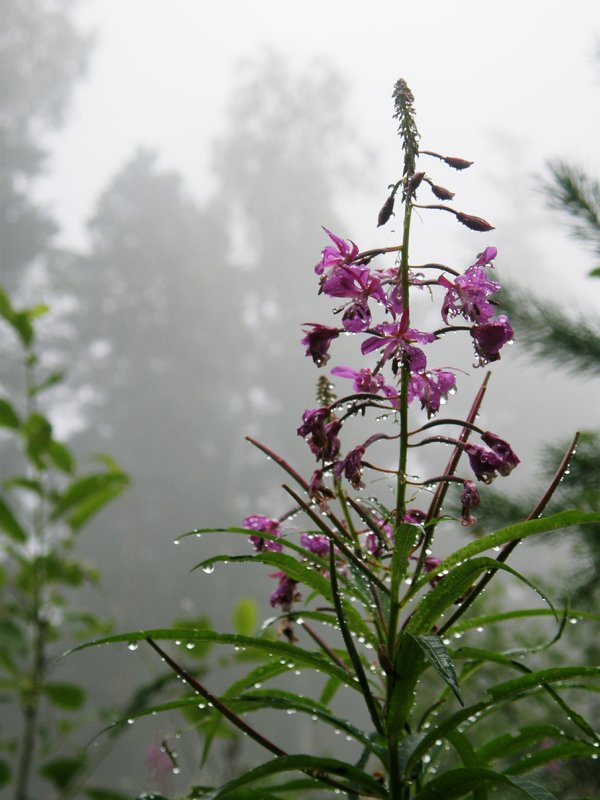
[[80, 81, 600, 799]]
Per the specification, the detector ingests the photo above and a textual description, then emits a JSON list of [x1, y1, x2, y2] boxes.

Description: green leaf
[[328, 543, 382, 735], [199, 753, 388, 799], [194, 552, 375, 645], [488, 666, 600, 702], [232, 688, 377, 750], [476, 724, 569, 764], [232, 597, 259, 636], [3, 476, 44, 496], [412, 634, 463, 705], [0, 496, 27, 542], [28, 370, 65, 398], [85, 788, 131, 800], [418, 510, 600, 590], [408, 558, 556, 634], [0, 398, 20, 428], [46, 440, 75, 474], [391, 522, 420, 597], [0, 619, 27, 652], [506, 740, 598, 775], [44, 682, 86, 710], [38, 755, 85, 790], [71, 629, 359, 691], [51, 471, 129, 530], [588, 266, 600, 277], [0, 759, 11, 788], [415, 768, 557, 799], [22, 412, 53, 466]]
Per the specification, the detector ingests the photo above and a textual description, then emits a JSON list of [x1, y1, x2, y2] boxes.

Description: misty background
[[3, 0, 600, 794]]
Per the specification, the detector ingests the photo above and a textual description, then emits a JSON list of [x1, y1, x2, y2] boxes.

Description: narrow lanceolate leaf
[[232, 689, 379, 752], [454, 646, 599, 741], [407, 558, 556, 635], [328, 544, 383, 735], [390, 522, 420, 598], [193, 552, 376, 646], [412, 634, 463, 705], [476, 724, 572, 764], [505, 740, 598, 775], [414, 768, 557, 800], [403, 702, 491, 779], [416, 510, 600, 590], [0, 398, 20, 428], [0, 496, 27, 542], [488, 666, 600, 702], [70, 630, 360, 691], [199, 754, 388, 799]]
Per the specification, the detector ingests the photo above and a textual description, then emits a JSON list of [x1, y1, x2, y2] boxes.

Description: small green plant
[[0, 287, 129, 799], [81, 80, 600, 799]]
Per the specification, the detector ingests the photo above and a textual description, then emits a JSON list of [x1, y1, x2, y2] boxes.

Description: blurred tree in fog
[[0, 0, 89, 293], [57, 53, 366, 622], [211, 51, 364, 509]]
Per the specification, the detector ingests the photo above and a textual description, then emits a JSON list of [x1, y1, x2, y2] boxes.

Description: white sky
[[35, 0, 600, 464], [40, 0, 600, 255]]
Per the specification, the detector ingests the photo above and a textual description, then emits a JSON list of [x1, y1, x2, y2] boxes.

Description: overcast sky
[[40, 1, 600, 253], [32, 0, 600, 469]]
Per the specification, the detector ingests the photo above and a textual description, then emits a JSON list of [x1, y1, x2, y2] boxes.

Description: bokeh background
[[3, 0, 600, 794]]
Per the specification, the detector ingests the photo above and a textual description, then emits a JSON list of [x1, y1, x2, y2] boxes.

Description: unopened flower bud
[[460, 480, 480, 526], [377, 194, 395, 227], [430, 183, 455, 201], [444, 156, 474, 170], [456, 212, 495, 232], [406, 171, 425, 199]]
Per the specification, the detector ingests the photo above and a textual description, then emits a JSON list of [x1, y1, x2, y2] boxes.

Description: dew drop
[[127, 642, 138, 651], [202, 564, 215, 574]]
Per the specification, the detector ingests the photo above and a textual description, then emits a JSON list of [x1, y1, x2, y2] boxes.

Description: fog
[[3, 0, 600, 795]]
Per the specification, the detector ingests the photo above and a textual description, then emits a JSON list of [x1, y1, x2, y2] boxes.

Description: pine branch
[[542, 159, 600, 259], [499, 284, 600, 377]]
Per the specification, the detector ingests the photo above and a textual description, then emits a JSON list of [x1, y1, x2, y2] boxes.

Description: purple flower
[[331, 365, 398, 404], [297, 407, 342, 462], [438, 265, 500, 325], [361, 309, 436, 371], [301, 323, 340, 367], [365, 517, 393, 557], [300, 533, 330, 558], [307, 469, 334, 510], [244, 515, 283, 552], [460, 480, 480, 526], [404, 509, 427, 525], [481, 431, 520, 476], [315, 228, 359, 275], [335, 444, 366, 489], [470, 315, 513, 366], [269, 572, 300, 609], [321, 265, 387, 333], [464, 444, 505, 484], [408, 369, 456, 417], [472, 246, 498, 267]]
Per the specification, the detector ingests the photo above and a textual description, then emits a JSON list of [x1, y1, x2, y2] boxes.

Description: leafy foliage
[[0, 289, 130, 799]]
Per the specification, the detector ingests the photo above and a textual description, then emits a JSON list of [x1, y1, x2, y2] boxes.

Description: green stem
[[14, 351, 46, 800], [386, 199, 413, 800], [14, 610, 46, 800], [388, 201, 413, 653]]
